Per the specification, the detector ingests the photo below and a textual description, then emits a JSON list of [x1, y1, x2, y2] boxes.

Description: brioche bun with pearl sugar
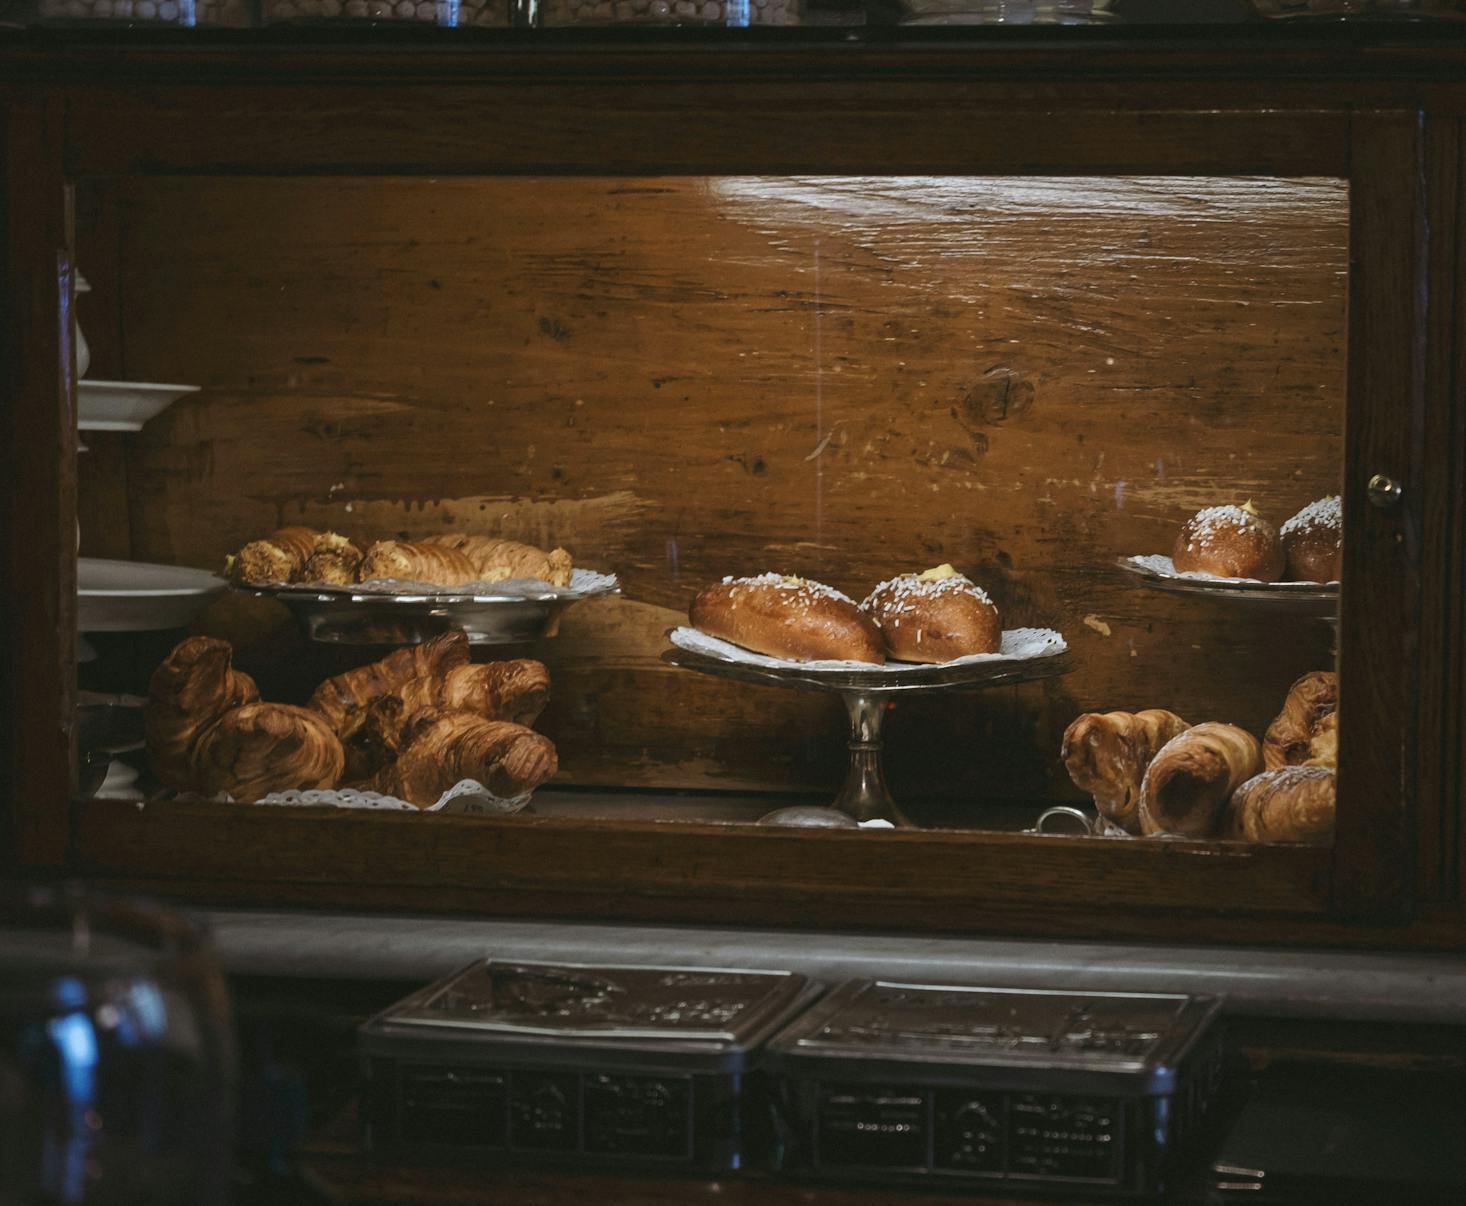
[[690, 573, 885, 664], [1281, 495, 1343, 583], [861, 564, 1001, 664], [1172, 502, 1284, 581]]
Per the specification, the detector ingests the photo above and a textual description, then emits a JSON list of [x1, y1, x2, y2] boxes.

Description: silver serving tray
[[1117, 556, 1338, 615], [242, 572, 619, 646]]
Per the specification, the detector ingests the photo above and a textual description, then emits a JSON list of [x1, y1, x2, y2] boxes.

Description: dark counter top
[[230, 974, 1466, 1206]]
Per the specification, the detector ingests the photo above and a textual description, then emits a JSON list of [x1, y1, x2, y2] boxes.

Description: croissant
[[309, 631, 471, 739], [1061, 709, 1191, 834], [369, 712, 558, 808], [1264, 671, 1338, 769], [1139, 722, 1263, 838], [192, 703, 345, 804], [397, 660, 551, 728], [1226, 766, 1336, 844], [226, 526, 323, 585], [146, 636, 261, 792], [426, 534, 573, 588], [358, 539, 478, 587], [1305, 711, 1337, 768], [341, 695, 411, 783], [300, 532, 363, 586]]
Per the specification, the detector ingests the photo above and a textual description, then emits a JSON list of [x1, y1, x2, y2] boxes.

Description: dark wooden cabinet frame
[[3, 33, 1464, 948]]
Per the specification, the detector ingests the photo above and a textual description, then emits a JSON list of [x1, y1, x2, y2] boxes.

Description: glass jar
[[0, 885, 235, 1206], [900, 0, 1115, 22], [197, 0, 257, 25], [539, 0, 798, 26], [259, 0, 508, 23], [31, 0, 197, 24]]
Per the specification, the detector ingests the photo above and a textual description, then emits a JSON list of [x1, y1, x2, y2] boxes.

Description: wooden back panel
[[90, 173, 1345, 806]]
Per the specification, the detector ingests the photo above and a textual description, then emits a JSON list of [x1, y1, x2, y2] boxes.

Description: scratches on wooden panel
[[111, 174, 1347, 801]]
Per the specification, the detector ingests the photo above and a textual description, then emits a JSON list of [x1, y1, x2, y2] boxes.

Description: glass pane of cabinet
[[73, 172, 1345, 853]]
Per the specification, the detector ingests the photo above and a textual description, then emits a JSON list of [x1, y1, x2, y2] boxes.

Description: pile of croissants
[[145, 631, 558, 807], [1061, 671, 1338, 843], [225, 526, 573, 589]]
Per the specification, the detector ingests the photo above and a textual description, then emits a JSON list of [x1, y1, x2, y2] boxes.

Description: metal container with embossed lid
[[764, 980, 1230, 1196], [358, 959, 821, 1171]]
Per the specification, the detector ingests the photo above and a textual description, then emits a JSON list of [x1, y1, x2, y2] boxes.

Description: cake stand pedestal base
[[663, 637, 1072, 828]]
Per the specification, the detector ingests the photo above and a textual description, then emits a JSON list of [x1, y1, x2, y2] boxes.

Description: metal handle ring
[[1028, 805, 1097, 836]]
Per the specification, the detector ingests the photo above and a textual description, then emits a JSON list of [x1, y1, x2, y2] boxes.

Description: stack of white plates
[[79, 557, 225, 632]]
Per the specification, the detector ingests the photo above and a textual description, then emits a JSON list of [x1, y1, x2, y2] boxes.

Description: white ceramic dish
[[78, 380, 199, 432], [78, 557, 226, 632]]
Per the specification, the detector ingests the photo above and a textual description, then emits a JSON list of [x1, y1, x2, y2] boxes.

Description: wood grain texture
[[13, 43, 1466, 941], [62, 84, 1350, 178], [8, 34, 1466, 99], [2, 91, 77, 868], [72, 797, 1331, 925], [1331, 113, 1424, 921], [1419, 117, 1466, 906], [77, 870, 1466, 950], [107, 174, 1345, 804]]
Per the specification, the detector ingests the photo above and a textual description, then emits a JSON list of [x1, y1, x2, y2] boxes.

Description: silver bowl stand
[[1114, 557, 1339, 616], [661, 643, 1074, 827], [1116, 558, 1340, 653], [242, 583, 618, 646]]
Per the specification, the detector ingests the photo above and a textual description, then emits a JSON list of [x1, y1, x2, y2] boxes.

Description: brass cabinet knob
[[1366, 473, 1403, 510]]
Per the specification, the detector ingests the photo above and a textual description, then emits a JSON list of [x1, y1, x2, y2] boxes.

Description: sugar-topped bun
[[861, 564, 1001, 664], [690, 573, 884, 664], [1171, 502, 1284, 581], [1281, 495, 1342, 583]]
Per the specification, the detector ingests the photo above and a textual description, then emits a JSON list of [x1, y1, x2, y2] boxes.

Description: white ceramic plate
[[79, 557, 226, 632], [78, 380, 199, 432]]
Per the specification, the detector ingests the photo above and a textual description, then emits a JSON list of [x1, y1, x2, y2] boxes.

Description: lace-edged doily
[[668, 625, 1067, 674], [165, 779, 534, 815]]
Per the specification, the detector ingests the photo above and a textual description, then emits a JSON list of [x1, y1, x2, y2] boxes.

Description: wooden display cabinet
[[2, 26, 1463, 948]]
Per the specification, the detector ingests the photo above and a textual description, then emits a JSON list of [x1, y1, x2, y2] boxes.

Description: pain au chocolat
[[690, 573, 884, 664], [1172, 502, 1284, 581], [861, 565, 1001, 663]]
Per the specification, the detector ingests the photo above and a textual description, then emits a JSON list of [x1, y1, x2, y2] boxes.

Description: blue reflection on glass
[[127, 979, 168, 1042], [43, 984, 99, 1205]]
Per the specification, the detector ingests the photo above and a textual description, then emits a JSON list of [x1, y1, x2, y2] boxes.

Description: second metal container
[[765, 980, 1230, 1196]]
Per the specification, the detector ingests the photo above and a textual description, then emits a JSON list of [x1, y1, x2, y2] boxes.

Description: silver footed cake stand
[[661, 634, 1072, 827], [1115, 556, 1338, 616], [1116, 556, 1339, 654]]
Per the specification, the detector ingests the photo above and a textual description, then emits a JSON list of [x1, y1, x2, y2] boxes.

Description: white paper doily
[[180, 778, 535, 815], [1124, 554, 1338, 588], [668, 625, 1067, 674]]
